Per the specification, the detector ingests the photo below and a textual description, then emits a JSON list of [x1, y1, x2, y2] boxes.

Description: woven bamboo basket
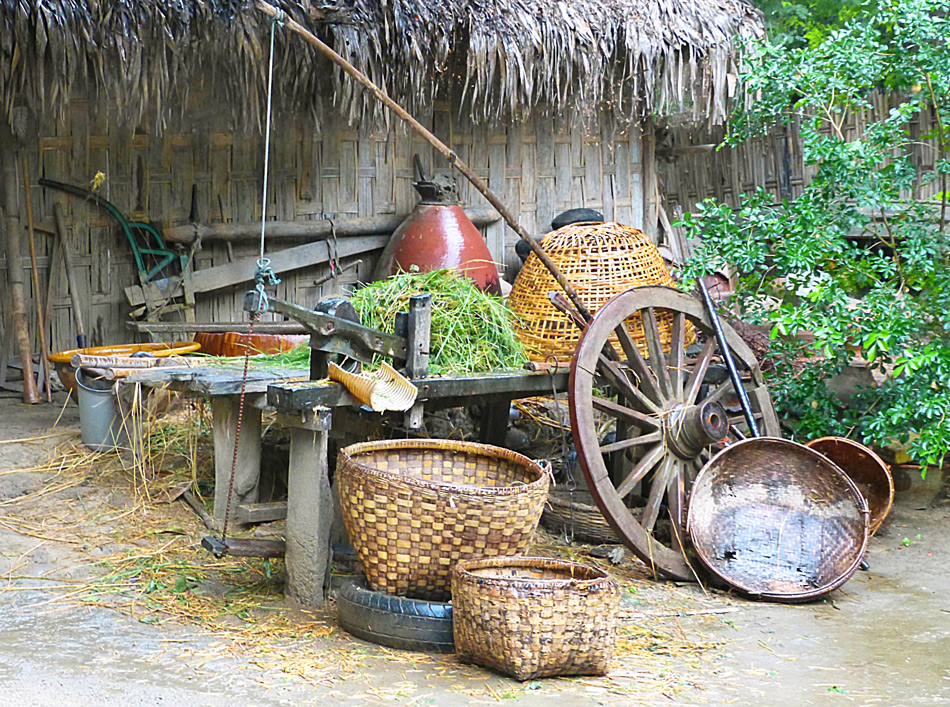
[[687, 438, 870, 602], [541, 487, 620, 544], [508, 222, 695, 362], [805, 437, 893, 534], [452, 556, 619, 680], [337, 440, 549, 601]]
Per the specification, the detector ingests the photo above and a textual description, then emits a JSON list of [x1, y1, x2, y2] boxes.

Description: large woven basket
[[541, 487, 620, 544], [805, 437, 893, 535], [337, 440, 549, 601], [508, 222, 694, 361], [687, 438, 870, 603], [452, 556, 619, 681]]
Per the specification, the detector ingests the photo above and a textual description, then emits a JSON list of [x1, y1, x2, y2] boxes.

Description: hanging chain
[[216, 9, 284, 552]]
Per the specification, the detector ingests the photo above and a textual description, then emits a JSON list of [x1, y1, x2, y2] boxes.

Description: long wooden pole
[[1, 152, 38, 403], [22, 159, 52, 401], [52, 204, 87, 348], [254, 1, 593, 322]]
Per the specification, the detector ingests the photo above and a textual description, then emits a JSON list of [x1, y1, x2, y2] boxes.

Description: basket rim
[[805, 436, 894, 534], [452, 556, 615, 590], [338, 438, 549, 497], [686, 437, 870, 602]]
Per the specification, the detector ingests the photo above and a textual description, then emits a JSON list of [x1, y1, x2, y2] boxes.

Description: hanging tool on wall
[[38, 178, 185, 286], [50, 204, 88, 348]]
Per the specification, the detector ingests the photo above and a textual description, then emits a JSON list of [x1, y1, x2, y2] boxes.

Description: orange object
[[49, 341, 201, 396], [194, 332, 307, 358], [373, 177, 500, 294]]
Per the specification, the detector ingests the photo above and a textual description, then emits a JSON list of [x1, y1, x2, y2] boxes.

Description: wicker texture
[[337, 440, 549, 601], [508, 222, 694, 361], [805, 437, 894, 535], [541, 488, 620, 544], [687, 438, 870, 603], [452, 556, 619, 680]]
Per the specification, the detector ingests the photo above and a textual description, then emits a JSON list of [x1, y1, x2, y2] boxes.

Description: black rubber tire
[[336, 577, 455, 653]]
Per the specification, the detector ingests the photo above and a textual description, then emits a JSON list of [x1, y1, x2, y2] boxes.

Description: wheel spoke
[[615, 443, 665, 499], [591, 395, 660, 429], [705, 375, 754, 406], [642, 307, 673, 401], [600, 431, 662, 455], [599, 358, 663, 413], [642, 456, 673, 532], [666, 461, 686, 554], [615, 322, 663, 403], [668, 312, 686, 397], [683, 339, 715, 405]]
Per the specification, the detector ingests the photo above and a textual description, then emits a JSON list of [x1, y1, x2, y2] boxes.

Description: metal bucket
[[75, 368, 127, 451]]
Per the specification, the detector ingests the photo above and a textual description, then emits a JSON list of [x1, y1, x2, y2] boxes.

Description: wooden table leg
[[212, 395, 262, 524], [479, 399, 512, 447], [284, 407, 333, 607]]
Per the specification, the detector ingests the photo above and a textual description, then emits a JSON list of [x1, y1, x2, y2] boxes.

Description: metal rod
[[697, 279, 760, 438], [254, 1, 593, 322], [22, 160, 51, 401]]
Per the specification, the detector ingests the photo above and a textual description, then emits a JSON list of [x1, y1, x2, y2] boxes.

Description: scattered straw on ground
[[0, 399, 739, 702]]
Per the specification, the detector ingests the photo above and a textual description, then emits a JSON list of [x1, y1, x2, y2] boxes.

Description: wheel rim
[[568, 285, 780, 581]]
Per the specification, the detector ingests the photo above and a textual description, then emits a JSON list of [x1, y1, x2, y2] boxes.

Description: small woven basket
[[508, 222, 694, 361], [541, 488, 620, 544], [337, 440, 549, 601], [687, 438, 869, 603], [452, 556, 619, 681]]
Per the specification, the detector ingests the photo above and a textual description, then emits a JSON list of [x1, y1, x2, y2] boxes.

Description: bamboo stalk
[[1, 141, 38, 403], [22, 159, 52, 401], [254, 1, 594, 322]]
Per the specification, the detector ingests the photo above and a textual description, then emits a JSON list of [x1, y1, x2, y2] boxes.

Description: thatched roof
[[0, 0, 763, 133]]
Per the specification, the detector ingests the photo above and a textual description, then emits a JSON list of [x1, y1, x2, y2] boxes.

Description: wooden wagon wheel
[[568, 285, 780, 581]]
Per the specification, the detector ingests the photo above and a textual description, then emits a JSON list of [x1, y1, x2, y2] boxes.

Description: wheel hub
[[665, 400, 729, 459]]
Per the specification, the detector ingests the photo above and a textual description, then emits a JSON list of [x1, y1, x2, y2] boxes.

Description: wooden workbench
[[126, 364, 568, 609]]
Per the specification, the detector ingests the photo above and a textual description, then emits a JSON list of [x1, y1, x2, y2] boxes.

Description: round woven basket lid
[[508, 222, 692, 362], [687, 438, 870, 602], [805, 437, 894, 534]]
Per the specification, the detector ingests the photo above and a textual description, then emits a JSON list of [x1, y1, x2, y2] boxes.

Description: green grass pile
[[350, 269, 527, 374]]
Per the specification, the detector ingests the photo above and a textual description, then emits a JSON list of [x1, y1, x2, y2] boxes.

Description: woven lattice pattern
[[452, 557, 619, 681], [508, 222, 694, 361], [337, 440, 549, 601], [541, 488, 620, 544], [687, 439, 869, 602]]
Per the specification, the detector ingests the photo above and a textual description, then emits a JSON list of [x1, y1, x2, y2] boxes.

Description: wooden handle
[[254, 1, 593, 322]]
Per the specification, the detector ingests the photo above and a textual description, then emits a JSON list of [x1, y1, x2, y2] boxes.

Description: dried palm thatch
[[0, 0, 763, 133]]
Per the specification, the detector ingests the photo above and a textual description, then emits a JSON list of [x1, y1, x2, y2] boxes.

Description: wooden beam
[[161, 205, 501, 243], [130, 321, 308, 334], [126, 234, 388, 308]]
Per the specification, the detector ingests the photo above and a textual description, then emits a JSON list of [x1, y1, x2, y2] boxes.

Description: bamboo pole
[[1, 139, 38, 403], [22, 159, 51, 401], [254, 1, 594, 322], [52, 204, 87, 348]]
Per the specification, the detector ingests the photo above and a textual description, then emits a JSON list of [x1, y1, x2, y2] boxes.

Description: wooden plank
[[126, 235, 388, 306], [267, 370, 569, 412], [130, 321, 307, 334], [236, 501, 287, 524]]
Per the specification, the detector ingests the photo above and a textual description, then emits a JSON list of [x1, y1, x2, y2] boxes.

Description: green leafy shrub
[[681, 0, 950, 468]]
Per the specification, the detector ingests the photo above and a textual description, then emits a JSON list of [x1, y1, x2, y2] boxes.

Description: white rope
[[258, 9, 284, 265]]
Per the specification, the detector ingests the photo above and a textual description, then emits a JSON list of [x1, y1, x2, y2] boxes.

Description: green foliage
[[756, 0, 870, 47], [351, 269, 527, 374], [681, 0, 950, 468]]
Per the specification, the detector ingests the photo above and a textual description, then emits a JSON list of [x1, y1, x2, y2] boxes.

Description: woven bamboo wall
[[0, 95, 646, 355], [661, 95, 941, 219]]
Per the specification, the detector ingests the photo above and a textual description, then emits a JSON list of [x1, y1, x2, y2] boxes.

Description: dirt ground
[[1, 392, 948, 706]]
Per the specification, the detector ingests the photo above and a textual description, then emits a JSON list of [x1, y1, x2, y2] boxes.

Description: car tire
[[335, 576, 454, 653]]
